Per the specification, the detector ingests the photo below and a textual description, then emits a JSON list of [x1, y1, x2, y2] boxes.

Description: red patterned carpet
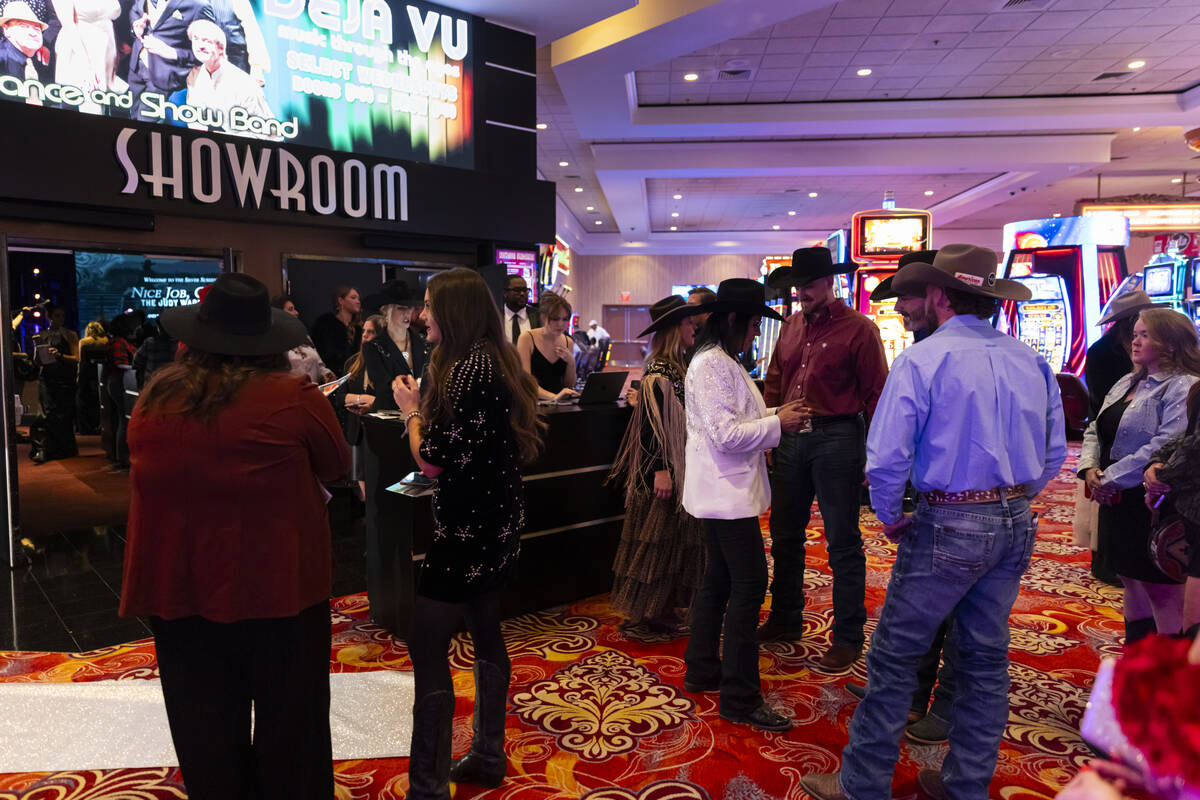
[[0, 448, 1119, 799]]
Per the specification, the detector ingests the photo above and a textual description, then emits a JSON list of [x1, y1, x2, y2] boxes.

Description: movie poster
[[0, 0, 473, 167]]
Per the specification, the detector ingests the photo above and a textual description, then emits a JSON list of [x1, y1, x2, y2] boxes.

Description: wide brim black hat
[[699, 278, 785, 322], [160, 273, 309, 356], [362, 278, 415, 315], [638, 295, 705, 337], [767, 246, 859, 289], [868, 250, 939, 302]]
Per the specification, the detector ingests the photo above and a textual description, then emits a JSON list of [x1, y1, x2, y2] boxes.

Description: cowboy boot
[[407, 690, 454, 800], [448, 659, 509, 788]]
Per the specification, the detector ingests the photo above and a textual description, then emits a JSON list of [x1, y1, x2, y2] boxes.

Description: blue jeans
[[684, 517, 768, 716], [768, 422, 867, 646], [840, 497, 1035, 800]]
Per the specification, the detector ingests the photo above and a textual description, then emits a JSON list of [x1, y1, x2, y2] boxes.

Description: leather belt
[[810, 413, 861, 428], [921, 486, 1026, 505]]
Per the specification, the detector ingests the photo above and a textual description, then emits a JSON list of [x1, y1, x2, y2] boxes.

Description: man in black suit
[[126, 0, 215, 121], [0, 0, 52, 89], [502, 274, 541, 345]]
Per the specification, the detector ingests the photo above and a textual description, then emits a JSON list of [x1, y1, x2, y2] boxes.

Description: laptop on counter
[[559, 370, 629, 405]]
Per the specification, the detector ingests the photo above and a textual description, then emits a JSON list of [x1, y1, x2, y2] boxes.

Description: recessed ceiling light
[[558, 161, 569, 167], [924, 190, 934, 196], [772, 224, 781, 230], [808, 192, 819, 198], [536, 122, 548, 130], [1172, 177, 1183, 183], [683, 73, 699, 81], [671, 211, 680, 218], [574, 187, 584, 193], [669, 226, 678, 231], [594, 220, 603, 225], [1128, 60, 1146, 70], [856, 68, 872, 77], [673, 193, 683, 200], [713, 241, 738, 247], [1132, 127, 1141, 132], [1052, 213, 1062, 217], [585, 205, 595, 211], [787, 210, 796, 216]]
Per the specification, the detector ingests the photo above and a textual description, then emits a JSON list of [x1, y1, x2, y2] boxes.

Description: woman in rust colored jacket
[[120, 273, 351, 800]]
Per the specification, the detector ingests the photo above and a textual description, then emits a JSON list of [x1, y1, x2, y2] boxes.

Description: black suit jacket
[[0, 39, 51, 82], [1084, 330, 1132, 419], [128, 0, 215, 94], [362, 331, 429, 411]]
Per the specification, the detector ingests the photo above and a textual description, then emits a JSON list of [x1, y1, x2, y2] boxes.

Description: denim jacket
[[1078, 370, 1198, 490]]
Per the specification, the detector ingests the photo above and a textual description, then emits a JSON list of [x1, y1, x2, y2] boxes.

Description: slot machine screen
[[856, 216, 929, 257], [1144, 265, 1174, 297], [1013, 274, 1070, 373], [1190, 258, 1200, 294]]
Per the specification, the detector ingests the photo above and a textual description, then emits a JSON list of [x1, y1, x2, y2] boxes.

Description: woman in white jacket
[[681, 278, 808, 732]]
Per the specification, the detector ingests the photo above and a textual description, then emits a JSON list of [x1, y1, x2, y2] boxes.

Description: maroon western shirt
[[120, 372, 351, 623], [763, 300, 889, 421]]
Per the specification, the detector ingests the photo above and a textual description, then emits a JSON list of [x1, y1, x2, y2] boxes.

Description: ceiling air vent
[[1093, 71, 1133, 81], [718, 69, 755, 82], [1000, 0, 1050, 8]]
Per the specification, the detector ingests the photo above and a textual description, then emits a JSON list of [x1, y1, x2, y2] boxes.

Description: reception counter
[[360, 401, 633, 637]]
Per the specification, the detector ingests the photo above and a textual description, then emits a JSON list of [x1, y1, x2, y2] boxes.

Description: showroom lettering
[[114, 128, 408, 222]]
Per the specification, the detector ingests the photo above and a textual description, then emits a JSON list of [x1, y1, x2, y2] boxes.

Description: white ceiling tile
[[792, 78, 837, 92], [1048, 0, 1108, 8], [972, 61, 1018, 75], [874, 76, 921, 89], [757, 68, 802, 82], [1080, 43, 1145, 60], [1015, 61, 1065, 75], [989, 45, 1050, 61], [1131, 41, 1195, 56], [746, 91, 790, 102], [970, 31, 1020, 47], [1054, 27, 1118, 44], [904, 88, 949, 98], [1009, 28, 1069, 46], [801, 66, 851, 79], [917, 75, 961, 88], [856, 51, 903, 66], [636, 71, 671, 85], [1169, 25, 1200, 41], [747, 80, 799, 93], [831, 0, 893, 18], [805, 51, 856, 67], [923, 14, 985, 33], [1080, 8, 1153, 26], [889, 0, 948, 14], [956, 74, 1003, 88], [1144, 6, 1200, 23], [1155, 56, 1200, 71], [718, 39, 769, 55], [671, 56, 718, 71], [787, 90, 832, 101], [765, 37, 819, 54], [813, 36, 868, 53], [1033, 10, 1096, 29], [974, 12, 1041, 32], [762, 53, 811, 68], [873, 16, 933, 34], [884, 64, 939, 78], [893, 50, 950, 65], [865, 34, 919, 50], [823, 17, 878, 35], [1106, 25, 1176, 43]]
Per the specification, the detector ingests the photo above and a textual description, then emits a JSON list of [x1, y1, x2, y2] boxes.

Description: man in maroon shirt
[[760, 247, 888, 675]]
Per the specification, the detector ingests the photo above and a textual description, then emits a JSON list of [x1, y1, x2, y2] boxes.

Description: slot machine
[[497, 248, 540, 303], [824, 229, 852, 303], [999, 215, 1130, 375], [1140, 253, 1188, 312], [758, 255, 793, 372], [1186, 258, 1200, 335], [850, 208, 932, 366]]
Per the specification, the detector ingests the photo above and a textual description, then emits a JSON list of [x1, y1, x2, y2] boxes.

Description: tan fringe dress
[[609, 359, 705, 623]]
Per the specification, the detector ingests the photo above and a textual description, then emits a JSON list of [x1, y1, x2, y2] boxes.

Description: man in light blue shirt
[[802, 245, 1067, 800]]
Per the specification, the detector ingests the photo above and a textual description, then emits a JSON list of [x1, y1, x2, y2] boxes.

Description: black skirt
[[1098, 485, 1174, 584]]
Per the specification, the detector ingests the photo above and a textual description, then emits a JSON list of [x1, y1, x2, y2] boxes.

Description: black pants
[[104, 373, 129, 465], [38, 374, 77, 460], [768, 421, 867, 647], [408, 589, 509, 700], [684, 517, 768, 715], [150, 602, 333, 800]]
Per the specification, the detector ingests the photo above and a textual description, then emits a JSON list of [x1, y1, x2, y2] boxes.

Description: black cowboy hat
[[159, 273, 309, 356], [362, 278, 415, 315], [868, 250, 939, 302], [637, 295, 704, 338], [892, 244, 1030, 301], [767, 247, 859, 290], [699, 278, 785, 322]]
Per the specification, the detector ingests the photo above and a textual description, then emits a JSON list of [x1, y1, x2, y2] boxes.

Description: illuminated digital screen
[[1144, 265, 1174, 296], [672, 284, 718, 298], [857, 216, 928, 256], [76, 251, 221, 325], [498, 249, 538, 302], [0, 0, 474, 167], [1192, 259, 1200, 294], [1018, 275, 1066, 300], [1081, 204, 1200, 232]]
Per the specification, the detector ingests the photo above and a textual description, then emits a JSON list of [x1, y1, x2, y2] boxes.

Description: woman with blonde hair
[[1079, 308, 1200, 643], [609, 296, 704, 634], [518, 292, 577, 402]]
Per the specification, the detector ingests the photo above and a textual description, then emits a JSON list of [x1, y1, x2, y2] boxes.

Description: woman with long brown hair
[[517, 291, 578, 402], [391, 268, 542, 800], [311, 284, 362, 372], [120, 273, 351, 800], [1079, 308, 1200, 643], [610, 295, 704, 634]]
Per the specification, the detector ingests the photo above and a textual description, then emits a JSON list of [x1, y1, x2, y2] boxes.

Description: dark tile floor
[[4, 494, 368, 653]]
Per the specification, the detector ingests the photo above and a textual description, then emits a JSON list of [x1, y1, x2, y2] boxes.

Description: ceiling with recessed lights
[[524, 0, 1200, 254]]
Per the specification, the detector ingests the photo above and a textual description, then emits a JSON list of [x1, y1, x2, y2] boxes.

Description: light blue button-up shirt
[[866, 314, 1068, 525]]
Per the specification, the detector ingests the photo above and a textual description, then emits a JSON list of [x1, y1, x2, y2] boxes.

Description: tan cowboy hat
[[892, 243, 1031, 301], [0, 1, 47, 28], [1097, 289, 1166, 326]]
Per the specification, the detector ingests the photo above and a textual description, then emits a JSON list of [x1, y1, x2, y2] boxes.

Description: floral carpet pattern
[[0, 448, 1119, 799]]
